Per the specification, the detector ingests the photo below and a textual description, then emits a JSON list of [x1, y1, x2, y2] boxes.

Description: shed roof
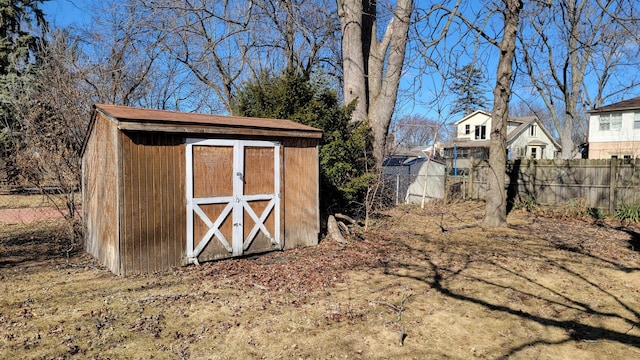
[[588, 96, 640, 114], [92, 104, 323, 139]]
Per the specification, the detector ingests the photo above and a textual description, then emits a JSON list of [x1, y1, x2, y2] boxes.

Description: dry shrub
[[537, 197, 591, 219]]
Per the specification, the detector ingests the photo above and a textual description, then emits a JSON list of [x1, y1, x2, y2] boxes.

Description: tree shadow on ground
[[380, 220, 640, 358], [0, 221, 80, 270], [615, 225, 640, 252], [395, 259, 639, 356]]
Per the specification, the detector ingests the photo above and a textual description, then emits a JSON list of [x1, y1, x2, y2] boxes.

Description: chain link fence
[[376, 173, 470, 207], [0, 188, 80, 225]]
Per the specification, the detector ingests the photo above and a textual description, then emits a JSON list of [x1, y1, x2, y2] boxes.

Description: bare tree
[[390, 114, 441, 150], [337, 0, 413, 168], [582, 0, 640, 107], [252, 0, 341, 78], [422, 0, 522, 227], [13, 30, 93, 242], [481, 0, 522, 227], [138, 0, 253, 113], [518, 0, 640, 159], [139, 0, 340, 113], [75, 0, 165, 107]]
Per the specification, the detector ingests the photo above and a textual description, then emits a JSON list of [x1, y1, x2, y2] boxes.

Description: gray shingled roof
[[588, 96, 640, 114]]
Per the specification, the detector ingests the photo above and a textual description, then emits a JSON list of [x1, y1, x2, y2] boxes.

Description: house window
[[635, 112, 640, 129], [530, 147, 537, 159], [529, 125, 536, 136], [611, 113, 622, 130], [475, 125, 486, 140], [599, 113, 622, 131], [599, 115, 609, 130], [515, 146, 524, 158], [465, 124, 470, 135]]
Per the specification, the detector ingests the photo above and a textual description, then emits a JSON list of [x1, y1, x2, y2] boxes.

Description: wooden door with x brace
[[185, 139, 281, 264]]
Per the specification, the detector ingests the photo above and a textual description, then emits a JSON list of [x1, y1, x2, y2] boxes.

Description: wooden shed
[[82, 104, 322, 275]]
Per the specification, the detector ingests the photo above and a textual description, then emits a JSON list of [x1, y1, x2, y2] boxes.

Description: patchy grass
[[1, 202, 639, 359], [0, 193, 81, 210]]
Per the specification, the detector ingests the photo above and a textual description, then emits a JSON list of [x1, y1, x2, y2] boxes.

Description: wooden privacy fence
[[470, 159, 640, 214]]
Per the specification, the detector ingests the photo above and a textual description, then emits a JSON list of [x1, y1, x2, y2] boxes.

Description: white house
[[443, 110, 561, 174], [587, 96, 640, 159]]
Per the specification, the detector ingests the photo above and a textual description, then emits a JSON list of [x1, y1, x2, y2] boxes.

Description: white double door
[[186, 139, 281, 263]]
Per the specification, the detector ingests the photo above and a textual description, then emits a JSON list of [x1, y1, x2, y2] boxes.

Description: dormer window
[[529, 125, 536, 136], [475, 125, 486, 140]]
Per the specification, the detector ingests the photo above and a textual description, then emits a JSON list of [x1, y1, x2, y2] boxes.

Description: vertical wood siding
[[192, 144, 234, 262], [243, 146, 278, 255], [86, 128, 319, 274], [119, 132, 185, 275], [83, 114, 120, 274], [282, 138, 320, 249]]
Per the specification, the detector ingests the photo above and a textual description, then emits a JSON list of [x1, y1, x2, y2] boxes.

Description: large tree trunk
[[337, 0, 413, 168], [483, 0, 522, 228], [560, 116, 576, 159], [337, 0, 369, 124]]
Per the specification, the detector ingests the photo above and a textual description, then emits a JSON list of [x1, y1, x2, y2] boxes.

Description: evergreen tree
[[450, 64, 489, 116], [0, 0, 47, 75], [0, 0, 48, 183], [234, 70, 374, 214]]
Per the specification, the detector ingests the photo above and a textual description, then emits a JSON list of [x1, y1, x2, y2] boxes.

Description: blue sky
[[42, 0, 91, 28], [39, 0, 460, 121], [43, 0, 632, 132]]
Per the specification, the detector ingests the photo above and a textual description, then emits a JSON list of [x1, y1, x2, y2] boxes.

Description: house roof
[[527, 140, 549, 146], [508, 115, 536, 124], [93, 104, 323, 137], [444, 138, 490, 148], [382, 156, 412, 167], [454, 109, 491, 125], [588, 96, 640, 114], [506, 116, 551, 145]]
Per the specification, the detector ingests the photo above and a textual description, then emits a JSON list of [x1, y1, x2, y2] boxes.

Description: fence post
[[396, 173, 400, 205], [469, 158, 474, 199], [609, 158, 617, 215], [463, 176, 466, 200]]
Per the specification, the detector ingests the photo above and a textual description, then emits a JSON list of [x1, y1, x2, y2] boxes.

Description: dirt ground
[[1, 201, 639, 359]]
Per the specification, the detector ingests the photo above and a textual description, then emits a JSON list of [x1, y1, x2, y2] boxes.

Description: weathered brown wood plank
[[282, 138, 320, 249], [175, 141, 186, 266], [244, 146, 275, 195], [83, 113, 120, 274], [160, 134, 169, 271], [119, 131, 131, 275], [118, 122, 322, 139]]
